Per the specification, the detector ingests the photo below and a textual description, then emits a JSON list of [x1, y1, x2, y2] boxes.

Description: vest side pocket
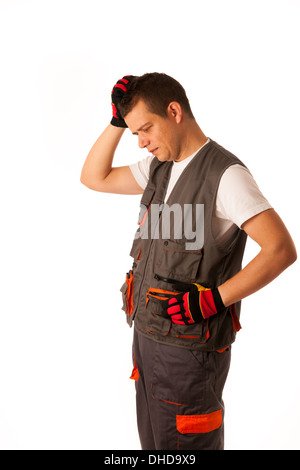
[[120, 280, 128, 313], [145, 297, 172, 336], [120, 270, 134, 326], [147, 314, 172, 337], [170, 319, 210, 344]]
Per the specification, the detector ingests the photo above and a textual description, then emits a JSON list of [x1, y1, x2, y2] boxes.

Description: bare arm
[[80, 124, 143, 195], [218, 209, 297, 307]]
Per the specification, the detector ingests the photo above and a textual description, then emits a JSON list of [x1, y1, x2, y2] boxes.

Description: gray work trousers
[[132, 327, 231, 450]]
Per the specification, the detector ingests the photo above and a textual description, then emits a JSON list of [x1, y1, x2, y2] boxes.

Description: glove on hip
[[166, 284, 225, 326]]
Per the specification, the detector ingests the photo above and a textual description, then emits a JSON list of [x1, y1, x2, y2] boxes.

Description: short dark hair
[[118, 72, 195, 120]]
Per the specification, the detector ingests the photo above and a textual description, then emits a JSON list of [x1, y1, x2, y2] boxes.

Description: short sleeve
[[216, 164, 273, 229], [129, 155, 155, 190]]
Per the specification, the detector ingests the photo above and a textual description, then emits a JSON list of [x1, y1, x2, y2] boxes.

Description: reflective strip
[[176, 409, 222, 434]]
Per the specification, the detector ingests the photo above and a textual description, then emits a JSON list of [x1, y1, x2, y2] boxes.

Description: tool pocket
[[145, 288, 176, 336], [155, 239, 203, 282], [147, 276, 211, 345], [120, 270, 134, 319], [150, 340, 213, 407], [170, 319, 211, 344]]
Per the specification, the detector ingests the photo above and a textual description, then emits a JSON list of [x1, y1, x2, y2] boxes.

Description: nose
[[138, 134, 150, 149]]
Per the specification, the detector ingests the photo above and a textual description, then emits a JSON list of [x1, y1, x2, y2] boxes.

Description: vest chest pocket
[[155, 239, 203, 282]]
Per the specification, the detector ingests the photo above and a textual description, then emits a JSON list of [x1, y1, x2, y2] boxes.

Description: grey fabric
[[133, 328, 231, 450]]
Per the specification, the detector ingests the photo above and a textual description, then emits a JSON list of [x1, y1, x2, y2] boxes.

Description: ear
[[167, 102, 183, 123]]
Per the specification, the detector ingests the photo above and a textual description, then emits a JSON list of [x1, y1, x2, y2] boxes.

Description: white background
[[0, 0, 299, 450]]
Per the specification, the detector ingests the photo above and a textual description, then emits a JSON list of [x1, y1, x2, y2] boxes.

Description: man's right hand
[[110, 75, 136, 128], [81, 74, 143, 195]]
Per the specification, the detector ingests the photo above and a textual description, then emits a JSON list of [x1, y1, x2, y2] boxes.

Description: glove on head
[[110, 75, 136, 128]]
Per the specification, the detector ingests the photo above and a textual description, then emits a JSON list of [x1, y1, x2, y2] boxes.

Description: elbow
[[80, 171, 104, 192], [80, 175, 96, 191], [80, 172, 89, 188], [80, 172, 88, 187], [276, 240, 297, 271], [80, 170, 95, 190], [287, 243, 297, 267]]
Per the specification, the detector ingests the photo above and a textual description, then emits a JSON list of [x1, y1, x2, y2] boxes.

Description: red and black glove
[[110, 75, 136, 128], [165, 284, 226, 325]]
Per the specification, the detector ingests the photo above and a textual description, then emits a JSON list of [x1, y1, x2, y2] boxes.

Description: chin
[[157, 154, 171, 162]]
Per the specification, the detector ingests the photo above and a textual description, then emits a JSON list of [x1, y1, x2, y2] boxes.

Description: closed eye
[[132, 122, 152, 136]]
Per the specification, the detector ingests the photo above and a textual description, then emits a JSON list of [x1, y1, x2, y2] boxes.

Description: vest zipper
[[154, 273, 196, 292]]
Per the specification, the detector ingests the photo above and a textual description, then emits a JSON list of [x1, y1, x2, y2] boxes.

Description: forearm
[[218, 243, 296, 307], [80, 124, 125, 187]]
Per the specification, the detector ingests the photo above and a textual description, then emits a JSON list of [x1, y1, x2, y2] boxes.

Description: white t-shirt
[[129, 140, 272, 245]]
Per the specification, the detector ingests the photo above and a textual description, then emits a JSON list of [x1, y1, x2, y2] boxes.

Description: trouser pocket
[[176, 410, 222, 434]]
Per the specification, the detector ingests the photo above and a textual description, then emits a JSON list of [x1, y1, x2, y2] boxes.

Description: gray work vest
[[120, 139, 248, 351]]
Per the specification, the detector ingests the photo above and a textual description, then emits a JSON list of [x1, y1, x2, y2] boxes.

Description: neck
[[175, 120, 207, 162]]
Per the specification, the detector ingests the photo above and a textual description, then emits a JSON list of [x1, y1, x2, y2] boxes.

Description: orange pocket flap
[[176, 409, 222, 434], [146, 287, 181, 306]]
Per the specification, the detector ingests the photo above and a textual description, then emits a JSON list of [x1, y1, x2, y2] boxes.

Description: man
[[81, 73, 297, 450]]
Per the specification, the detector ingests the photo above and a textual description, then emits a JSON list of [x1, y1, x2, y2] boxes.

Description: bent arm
[[218, 209, 297, 307], [80, 124, 143, 195]]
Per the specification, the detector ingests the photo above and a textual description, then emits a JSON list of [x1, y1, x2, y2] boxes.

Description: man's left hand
[[165, 285, 225, 325]]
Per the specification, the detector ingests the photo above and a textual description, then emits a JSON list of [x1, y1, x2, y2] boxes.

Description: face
[[124, 99, 183, 162]]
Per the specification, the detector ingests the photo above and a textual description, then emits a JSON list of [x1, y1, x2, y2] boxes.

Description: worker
[[80, 73, 297, 450]]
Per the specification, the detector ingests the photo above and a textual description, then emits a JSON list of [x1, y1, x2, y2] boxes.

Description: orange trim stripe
[[175, 335, 202, 339], [217, 347, 228, 353], [138, 205, 150, 226], [129, 358, 139, 382], [176, 409, 222, 434], [145, 287, 180, 306], [126, 271, 134, 316], [230, 303, 242, 332], [161, 399, 186, 406]]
